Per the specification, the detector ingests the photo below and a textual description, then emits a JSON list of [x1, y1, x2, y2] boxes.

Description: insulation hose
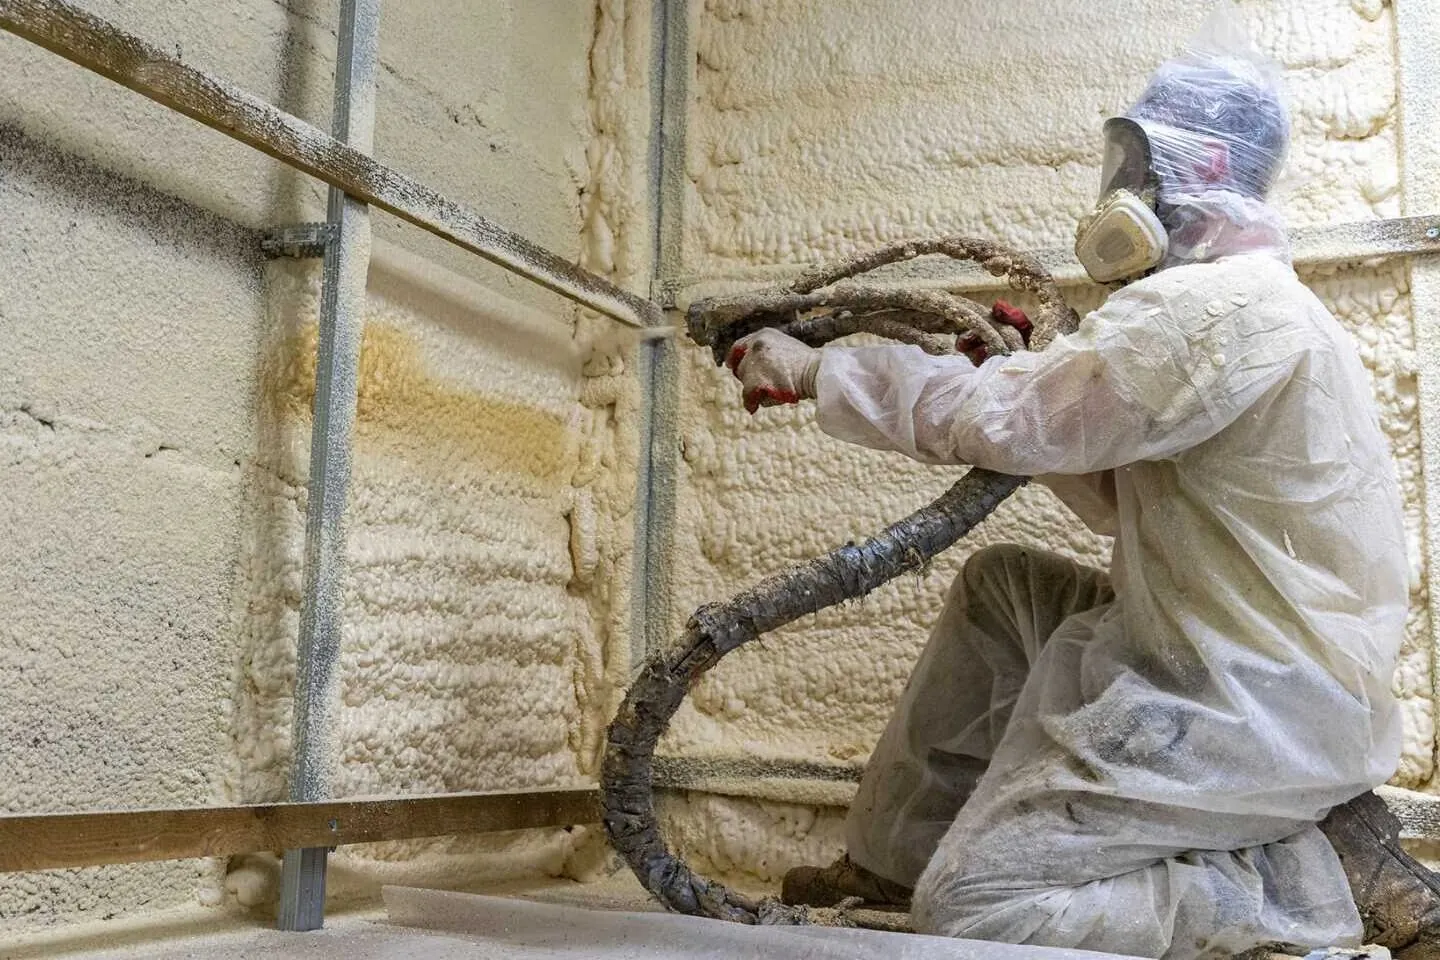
[[601, 237, 1080, 925]]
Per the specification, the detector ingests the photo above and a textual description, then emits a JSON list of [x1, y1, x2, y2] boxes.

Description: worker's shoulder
[[1123, 254, 1300, 302], [1106, 255, 1316, 328]]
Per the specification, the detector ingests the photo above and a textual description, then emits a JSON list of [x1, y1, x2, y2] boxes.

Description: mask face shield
[[1075, 118, 1169, 283], [1078, 34, 1294, 278], [1098, 118, 1159, 200]]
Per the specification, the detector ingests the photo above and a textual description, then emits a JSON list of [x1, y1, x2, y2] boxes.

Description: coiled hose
[[601, 237, 1079, 925]]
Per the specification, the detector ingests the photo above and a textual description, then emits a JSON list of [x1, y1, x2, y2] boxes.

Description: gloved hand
[[957, 300, 1032, 366], [726, 328, 821, 414]]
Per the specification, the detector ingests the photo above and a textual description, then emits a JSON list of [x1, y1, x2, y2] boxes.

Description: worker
[[724, 30, 1440, 960]]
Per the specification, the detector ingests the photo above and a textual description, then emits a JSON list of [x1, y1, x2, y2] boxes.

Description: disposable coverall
[[822, 251, 1408, 957], [724, 24, 1411, 955]]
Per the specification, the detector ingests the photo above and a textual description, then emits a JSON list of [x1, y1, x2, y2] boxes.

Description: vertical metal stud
[[277, 0, 380, 932], [631, 0, 692, 669]]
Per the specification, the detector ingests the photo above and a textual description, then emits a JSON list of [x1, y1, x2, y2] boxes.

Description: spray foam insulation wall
[[0, 0, 1430, 937], [657, 0, 1430, 894], [0, 0, 645, 934], [0, 125, 266, 933]]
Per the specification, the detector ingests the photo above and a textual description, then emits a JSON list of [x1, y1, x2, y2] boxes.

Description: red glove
[[958, 300, 1032, 367], [725, 328, 820, 414]]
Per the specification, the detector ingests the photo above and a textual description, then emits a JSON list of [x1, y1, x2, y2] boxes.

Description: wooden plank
[[0, 788, 601, 873], [7, 781, 1440, 875], [0, 0, 658, 329]]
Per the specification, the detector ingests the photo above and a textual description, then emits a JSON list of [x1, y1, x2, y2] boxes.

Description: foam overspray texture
[[684, 0, 1398, 273], [0, 0, 636, 935], [224, 251, 638, 896], [657, 0, 1430, 891], [581, 0, 656, 290], [0, 125, 261, 930], [576, 0, 655, 712], [657, 793, 847, 897]]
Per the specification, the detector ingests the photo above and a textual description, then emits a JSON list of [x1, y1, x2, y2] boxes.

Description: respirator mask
[[1074, 118, 1169, 284]]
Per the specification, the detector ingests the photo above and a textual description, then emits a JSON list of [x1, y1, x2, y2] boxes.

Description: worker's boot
[[780, 854, 913, 910], [1319, 791, 1440, 960]]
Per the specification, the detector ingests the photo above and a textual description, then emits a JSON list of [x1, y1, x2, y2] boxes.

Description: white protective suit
[[821, 252, 1407, 958]]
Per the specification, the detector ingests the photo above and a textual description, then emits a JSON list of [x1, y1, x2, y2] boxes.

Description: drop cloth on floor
[[381, 884, 1130, 960]]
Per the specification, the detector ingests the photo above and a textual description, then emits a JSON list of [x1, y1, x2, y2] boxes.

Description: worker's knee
[[912, 863, 1082, 945], [952, 543, 1049, 609], [910, 854, 1004, 940], [951, 543, 1028, 602], [910, 826, 1067, 942], [960, 542, 1079, 590], [962, 542, 1031, 581], [955, 542, 1104, 620]]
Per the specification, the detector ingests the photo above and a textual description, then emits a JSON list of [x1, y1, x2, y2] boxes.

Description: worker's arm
[[813, 274, 1301, 476]]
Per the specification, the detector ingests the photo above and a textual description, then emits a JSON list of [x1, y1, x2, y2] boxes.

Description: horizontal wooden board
[[6, 780, 1440, 874], [0, 788, 602, 873]]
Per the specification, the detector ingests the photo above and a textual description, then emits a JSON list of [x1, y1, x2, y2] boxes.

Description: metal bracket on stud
[[261, 223, 336, 260]]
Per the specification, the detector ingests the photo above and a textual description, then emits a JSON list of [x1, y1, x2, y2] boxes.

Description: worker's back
[[1094, 253, 1407, 811], [911, 254, 1408, 957]]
